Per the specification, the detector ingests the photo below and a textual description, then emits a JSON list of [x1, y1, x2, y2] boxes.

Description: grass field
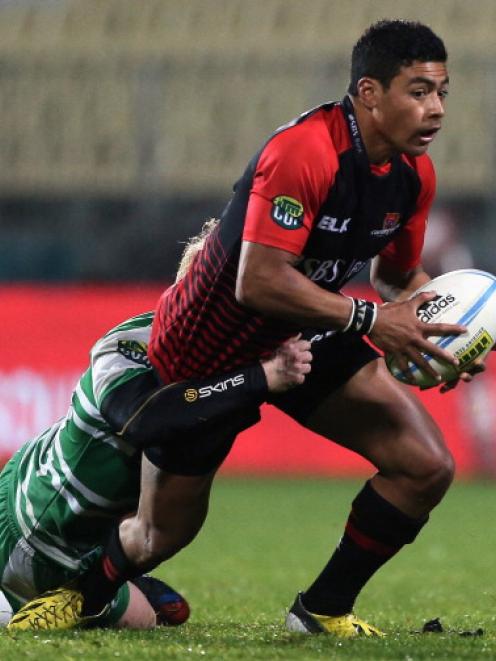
[[1, 478, 496, 660]]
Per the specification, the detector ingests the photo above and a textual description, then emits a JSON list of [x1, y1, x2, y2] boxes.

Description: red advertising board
[[1, 284, 495, 476]]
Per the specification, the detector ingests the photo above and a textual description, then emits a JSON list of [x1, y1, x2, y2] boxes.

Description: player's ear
[[356, 77, 381, 109]]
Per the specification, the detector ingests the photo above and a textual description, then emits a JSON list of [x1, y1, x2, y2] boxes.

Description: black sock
[[81, 526, 143, 616], [302, 480, 427, 616]]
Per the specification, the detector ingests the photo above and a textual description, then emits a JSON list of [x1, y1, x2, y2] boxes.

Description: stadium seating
[[0, 0, 494, 197]]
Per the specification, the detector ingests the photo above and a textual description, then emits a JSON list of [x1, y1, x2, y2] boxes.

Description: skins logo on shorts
[[184, 375, 245, 402], [117, 340, 151, 367], [271, 195, 304, 230], [184, 388, 198, 402]]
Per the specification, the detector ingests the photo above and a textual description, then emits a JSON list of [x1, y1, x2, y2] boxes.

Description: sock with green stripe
[[81, 526, 143, 617]]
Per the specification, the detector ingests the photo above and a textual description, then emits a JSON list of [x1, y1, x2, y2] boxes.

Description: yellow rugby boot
[[7, 587, 107, 631], [285, 592, 384, 638]]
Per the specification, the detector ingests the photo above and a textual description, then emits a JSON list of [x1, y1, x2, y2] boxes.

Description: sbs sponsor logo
[[297, 257, 366, 285], [417, 293, 456, 323], [299, 257, 346, 283], [185, 374, 245, 402]]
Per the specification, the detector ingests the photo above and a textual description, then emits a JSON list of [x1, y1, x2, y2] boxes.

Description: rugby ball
[[386, 269, 496, 388]]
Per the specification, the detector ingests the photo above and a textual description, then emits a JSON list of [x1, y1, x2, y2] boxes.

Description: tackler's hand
[[262, 335, 313, 393]]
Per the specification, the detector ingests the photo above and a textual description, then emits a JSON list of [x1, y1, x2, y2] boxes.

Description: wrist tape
[[342, 297, 378, 335]]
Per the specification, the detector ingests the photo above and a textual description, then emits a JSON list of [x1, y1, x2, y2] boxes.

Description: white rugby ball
[[386, 269, 496, 388]]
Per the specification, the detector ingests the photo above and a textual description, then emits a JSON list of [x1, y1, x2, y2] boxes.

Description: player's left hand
[[438, 358, 486, 394]]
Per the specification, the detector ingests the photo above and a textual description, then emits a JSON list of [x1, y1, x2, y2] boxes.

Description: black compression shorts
[[268, 329, 380, 423], [143, 406, 261, 476]]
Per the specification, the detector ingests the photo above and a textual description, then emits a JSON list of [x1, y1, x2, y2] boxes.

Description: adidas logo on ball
[[417, 293, 456, 322]]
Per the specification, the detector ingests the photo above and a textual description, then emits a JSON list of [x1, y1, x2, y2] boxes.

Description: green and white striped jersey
[[5, 312, 155, 572]]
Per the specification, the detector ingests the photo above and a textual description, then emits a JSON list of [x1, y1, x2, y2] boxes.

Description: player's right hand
[[369, 291, 467, 383], [262, 335, 313, 393]]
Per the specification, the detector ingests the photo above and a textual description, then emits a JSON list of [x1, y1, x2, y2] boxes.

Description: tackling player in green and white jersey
[[1, 311, 311, 629]]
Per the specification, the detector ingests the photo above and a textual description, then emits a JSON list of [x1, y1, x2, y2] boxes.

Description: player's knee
[[136, 527, 171, 567], [115, 583, 157, 629], [410, 445, 455, 504], [0, 590, 13, 626]]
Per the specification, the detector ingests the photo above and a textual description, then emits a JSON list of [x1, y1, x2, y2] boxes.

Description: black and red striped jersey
[[149, 97, 435, 384]]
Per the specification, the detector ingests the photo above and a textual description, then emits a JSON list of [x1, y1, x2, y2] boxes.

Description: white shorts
[[0, 589, 13, 626]]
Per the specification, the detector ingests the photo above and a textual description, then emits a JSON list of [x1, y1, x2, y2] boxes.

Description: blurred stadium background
[[2, 0, 496, 476]]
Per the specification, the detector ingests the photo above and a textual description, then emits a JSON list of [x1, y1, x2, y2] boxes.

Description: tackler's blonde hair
[[175, 218, 220, 282]]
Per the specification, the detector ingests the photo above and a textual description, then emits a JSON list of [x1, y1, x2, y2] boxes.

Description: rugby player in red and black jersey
[[13, 20, 476, 637]]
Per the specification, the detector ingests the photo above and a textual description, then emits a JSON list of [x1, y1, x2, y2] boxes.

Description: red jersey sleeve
[[379, 154, 436, 272], [242, 116, 337, 256]]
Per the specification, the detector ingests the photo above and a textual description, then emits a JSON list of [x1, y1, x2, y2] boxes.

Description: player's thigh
[[303, 357, 448, 476], [138, 422, 247, 535], [122, 425, 247, 560], [137, 455, 217, 529], [0, 460, 56, 613], [123, 455, 220, 561]]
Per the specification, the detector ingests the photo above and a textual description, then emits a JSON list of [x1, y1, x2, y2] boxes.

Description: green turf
[[2, 478, 496, 660]]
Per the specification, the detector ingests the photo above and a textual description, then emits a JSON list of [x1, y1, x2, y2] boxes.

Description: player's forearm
[[371, 259, 432, 303], [237, 241, 383, 329], [237, 257, 353, 329]]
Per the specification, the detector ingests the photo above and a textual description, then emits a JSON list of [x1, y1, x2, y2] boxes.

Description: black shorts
[[144, 331, 380, 476]]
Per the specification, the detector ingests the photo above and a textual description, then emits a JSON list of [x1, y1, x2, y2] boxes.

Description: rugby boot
[[131, 575, 190, 625], [285, 592, 384, 638], [7, 587, 108, 631]]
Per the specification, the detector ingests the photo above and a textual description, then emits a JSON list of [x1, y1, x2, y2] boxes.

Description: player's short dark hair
[[348, 20, 447, 95]]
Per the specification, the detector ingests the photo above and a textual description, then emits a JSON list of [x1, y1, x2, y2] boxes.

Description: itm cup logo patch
[[184, 388, 198, 403], [117, 340, 151, 367], [271, 195, 304, 229]]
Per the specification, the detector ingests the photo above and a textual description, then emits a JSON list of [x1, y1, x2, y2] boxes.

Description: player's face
[[371, 61, 449, 158]]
